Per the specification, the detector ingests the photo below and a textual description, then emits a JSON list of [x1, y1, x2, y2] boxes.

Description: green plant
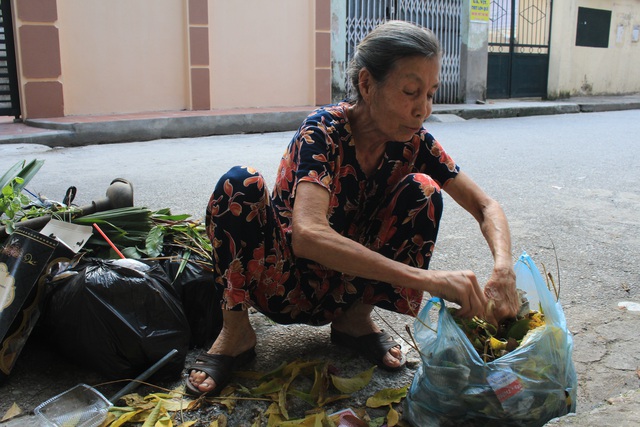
[[0, 159, 45, 233]]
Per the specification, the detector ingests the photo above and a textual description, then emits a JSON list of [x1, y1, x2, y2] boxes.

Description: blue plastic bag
[[404, 252, 577, 426]]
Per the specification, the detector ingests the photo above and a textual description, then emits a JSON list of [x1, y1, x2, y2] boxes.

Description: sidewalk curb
[[21, 110, 311, 148], [434, 103, 580, 120], [578, 101, 640, 113], [0, 129, 74, 146], [1, 97, 638, 148]]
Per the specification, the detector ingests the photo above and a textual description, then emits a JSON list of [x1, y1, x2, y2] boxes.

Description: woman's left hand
[[483, 266, 518, 325]]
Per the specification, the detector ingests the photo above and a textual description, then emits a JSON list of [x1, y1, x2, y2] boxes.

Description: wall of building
[[208, 0, 315, 109], [57, 0, 189, 116], [13, 0, 64, 118], [12, 0, 327, 119], [548, 0, 640, 98]]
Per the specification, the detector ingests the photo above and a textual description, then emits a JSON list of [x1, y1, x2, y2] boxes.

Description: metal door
[[487, 0, 552, 99], [0, 0, 20, 118], [346, 0, 462, 104]]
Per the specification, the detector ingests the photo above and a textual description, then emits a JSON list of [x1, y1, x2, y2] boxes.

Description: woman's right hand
[[420, 269, 487, 319]]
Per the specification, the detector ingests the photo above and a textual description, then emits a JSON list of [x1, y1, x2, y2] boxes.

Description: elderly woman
[[186, 20, 519, 396]]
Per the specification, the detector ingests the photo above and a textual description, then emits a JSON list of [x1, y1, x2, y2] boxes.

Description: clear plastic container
[[33, 383, 112, 427]]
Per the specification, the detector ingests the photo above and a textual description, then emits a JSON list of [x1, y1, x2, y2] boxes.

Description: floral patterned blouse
[[272, 102, 460, 246]]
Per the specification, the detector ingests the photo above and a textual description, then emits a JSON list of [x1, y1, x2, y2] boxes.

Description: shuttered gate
[[346, 0, 462, 104], [0, 0, 20, 118], [487, 0, 553, 99]]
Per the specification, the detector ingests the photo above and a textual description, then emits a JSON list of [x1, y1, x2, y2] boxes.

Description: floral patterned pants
[[205, 166, 443, 326]]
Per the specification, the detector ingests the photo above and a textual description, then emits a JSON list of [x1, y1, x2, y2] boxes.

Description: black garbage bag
[[39, 258, 190, 379], [160, 253, 223, 349]]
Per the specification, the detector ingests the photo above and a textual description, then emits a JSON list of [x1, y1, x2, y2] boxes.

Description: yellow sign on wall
[[470, 0, 490, 22]]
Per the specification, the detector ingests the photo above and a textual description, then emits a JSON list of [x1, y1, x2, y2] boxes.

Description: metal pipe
[[109, 349, 179, 403]]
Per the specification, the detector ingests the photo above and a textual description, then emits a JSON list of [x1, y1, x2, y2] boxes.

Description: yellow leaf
[[150, 396, 192, 412], [267, 412, 285, 427], [310, 364, 329, 404], [265, 402, 281, 415], [98, 412, 116, 427], [386, 406, 399, 426], [283, 360, 323, 378], [110, 409, 148, 427], [317, 393, 351, 407], [288, 389, 317, 406], [141, 401, 163, 427], [236, 360, 287, 381], [489, 336, 507, 351], [207, 414, 227, 427], [331, 366, 375, 394], [146, 392, 178, 400], [186, 399, 203, 411], [214, 395, 237, 412], [122, 393, 148, 407], [155, 414, 173, 427], [529, 312, 545, 329], [277, 412, 325, 427], [278, 387, 289, 420], [277, 361, 315, 419], [109, 406, 136, 415], [366, 385, 409, 408], [1, 403, 22, 421], [251, 378, 284, 396]]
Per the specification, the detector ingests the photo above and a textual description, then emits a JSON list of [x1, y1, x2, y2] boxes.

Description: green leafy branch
[[0, 159, 47, 233]]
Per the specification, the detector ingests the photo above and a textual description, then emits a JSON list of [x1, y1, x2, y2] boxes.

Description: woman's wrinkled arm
[[443, 171, 519, 323], [291, 181, 487, 318]]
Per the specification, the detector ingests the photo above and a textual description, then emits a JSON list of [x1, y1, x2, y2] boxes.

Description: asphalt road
[[1, 110, 639, 423]]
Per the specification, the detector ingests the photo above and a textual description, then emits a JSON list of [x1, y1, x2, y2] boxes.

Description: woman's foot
[[187, 311, 257, 395], [331, 302, 404, 370]]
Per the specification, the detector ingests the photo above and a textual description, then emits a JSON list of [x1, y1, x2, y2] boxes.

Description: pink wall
[[11, 0, 331, 119]]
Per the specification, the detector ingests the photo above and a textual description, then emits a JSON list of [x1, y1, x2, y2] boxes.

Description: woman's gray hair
[[347, 20, 441, 102]]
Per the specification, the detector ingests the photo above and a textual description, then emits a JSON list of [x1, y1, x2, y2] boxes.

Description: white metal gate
[[346, 0, 462, 104]]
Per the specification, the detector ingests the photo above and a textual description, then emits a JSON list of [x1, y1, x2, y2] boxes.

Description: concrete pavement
[[1, 94, 640, 148], [0, 94, 639, 426]]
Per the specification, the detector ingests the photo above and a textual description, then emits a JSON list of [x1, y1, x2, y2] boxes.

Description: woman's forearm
[[479, 199, 513, 269]]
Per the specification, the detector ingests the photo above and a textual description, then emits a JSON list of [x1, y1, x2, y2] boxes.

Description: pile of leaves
[[450, 295, 546, 363], [72, 206, 213, 263], [1, 160, 212, 268], [451, 265, 560, 364], [178, 358, 410, 426], [2, 359, 411, 426]]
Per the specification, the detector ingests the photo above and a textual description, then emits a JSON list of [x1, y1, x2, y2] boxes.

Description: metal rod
[[109, 349, 179, 403]]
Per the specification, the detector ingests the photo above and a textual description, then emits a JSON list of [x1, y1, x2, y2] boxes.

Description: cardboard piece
[[40, 219, 93, 253], [0, 227, 73, 381]]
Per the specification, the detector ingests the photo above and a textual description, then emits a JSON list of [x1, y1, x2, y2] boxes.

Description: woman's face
[[362, 56, 440, 142]]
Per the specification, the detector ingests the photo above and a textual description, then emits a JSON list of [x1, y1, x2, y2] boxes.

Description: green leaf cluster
[[1, 160, 212, 279], [0, 159, 45, 233]]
